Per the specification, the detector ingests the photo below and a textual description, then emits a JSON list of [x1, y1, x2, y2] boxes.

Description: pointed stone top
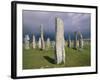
[[55, 17, 63, 21], [56, 17, 60, 19]]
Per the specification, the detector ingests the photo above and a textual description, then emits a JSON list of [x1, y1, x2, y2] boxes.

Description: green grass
[[23, 43, 91, 69]]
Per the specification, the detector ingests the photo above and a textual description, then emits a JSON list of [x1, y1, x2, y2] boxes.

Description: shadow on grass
[[44, 56, 55, 64], [72, 47, 77, 50]]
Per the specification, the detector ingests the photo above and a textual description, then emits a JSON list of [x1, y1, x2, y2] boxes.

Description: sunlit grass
[[23, 42, 90, 69]]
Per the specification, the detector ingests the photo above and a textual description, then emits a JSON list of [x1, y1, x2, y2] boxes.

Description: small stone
[[24, 35, 30, 49]]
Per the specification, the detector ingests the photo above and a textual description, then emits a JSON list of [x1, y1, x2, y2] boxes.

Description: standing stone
[[51, 41, 55, 49], [74, 31, 78, 49], [78, 32, 83, 48], [32, 34, 36, 49], [38, 37, 41, 49], [62, 37, 65, 64], [68, 34, 71, 48], [40, 24, 45, 50], [46, 38, 51, 49], [24, 35, 30, 49], [55, 17, 65, 64]]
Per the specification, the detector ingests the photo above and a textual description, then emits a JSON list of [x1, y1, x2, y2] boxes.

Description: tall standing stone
[[68, 34, 71, 48], [24, 35, 30, 49], [40, 24, 45, 50], [32, 34, 36, 49], [38, 37, 41, 49], [46, 38, 50, 49], [55, 17, 65, 64], [78, 32, 83, 48], [74, 31, 77, 49]]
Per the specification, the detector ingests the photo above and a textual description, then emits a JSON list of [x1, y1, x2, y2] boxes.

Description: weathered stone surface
[[24, 35, 30, 49], [40, 24, 45, 50], [55, 17, 65, 64], [51, 41, 55, 48], [78, 32, 83, 48], [32, 34, 36, 49], [46, 38, 50, 49], [38, 37, 41, 49]]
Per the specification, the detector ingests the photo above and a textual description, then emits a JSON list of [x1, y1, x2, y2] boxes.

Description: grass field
[[23, 42, 91, 69]]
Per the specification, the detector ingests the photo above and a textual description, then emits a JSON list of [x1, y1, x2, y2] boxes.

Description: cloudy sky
[[22, 10, 91, 41]]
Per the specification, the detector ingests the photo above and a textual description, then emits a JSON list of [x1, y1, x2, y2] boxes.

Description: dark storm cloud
[[23, 10, 91, 40]]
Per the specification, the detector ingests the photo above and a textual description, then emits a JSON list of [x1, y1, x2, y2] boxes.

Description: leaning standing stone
[[55, 17, 65, 64], [40, 24, 45, 50]]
